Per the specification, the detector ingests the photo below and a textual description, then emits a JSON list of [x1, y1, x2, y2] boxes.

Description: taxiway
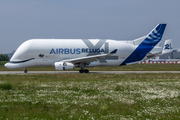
[[0, 71, 180, 74]]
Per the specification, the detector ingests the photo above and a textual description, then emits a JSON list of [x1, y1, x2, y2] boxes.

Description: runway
[[1, 71, 180, 74]]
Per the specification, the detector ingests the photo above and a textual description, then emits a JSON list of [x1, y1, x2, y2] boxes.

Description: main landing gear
[[79, 63, 89, 73], [79, 69, 89, 73]]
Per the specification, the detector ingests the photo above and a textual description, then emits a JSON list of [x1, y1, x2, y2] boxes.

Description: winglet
[[110, 49, 118, 54]]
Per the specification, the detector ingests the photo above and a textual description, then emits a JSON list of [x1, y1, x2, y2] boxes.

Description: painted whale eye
[[39, 54, 44, 58]]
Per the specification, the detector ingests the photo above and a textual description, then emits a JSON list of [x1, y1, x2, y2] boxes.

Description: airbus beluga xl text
[[5, 24, 171, 73]]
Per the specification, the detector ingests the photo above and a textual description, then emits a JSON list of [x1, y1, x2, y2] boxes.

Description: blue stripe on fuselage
[[120, 45, 153, 66]]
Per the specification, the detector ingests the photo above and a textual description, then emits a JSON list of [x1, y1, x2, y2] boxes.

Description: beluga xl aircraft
[[5, 23, 170, 73]]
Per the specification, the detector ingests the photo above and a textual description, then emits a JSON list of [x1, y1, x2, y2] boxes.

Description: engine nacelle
[[54, 62, 75, 70]]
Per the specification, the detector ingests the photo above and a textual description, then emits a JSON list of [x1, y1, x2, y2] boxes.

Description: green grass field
[[1, 61, 180, 119], [0, 73, 180, 119]]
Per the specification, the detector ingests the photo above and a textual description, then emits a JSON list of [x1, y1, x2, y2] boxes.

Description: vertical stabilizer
[[121, 24, 167, 65], [162, 39, 173, 54], [142, 24, 166, 46]]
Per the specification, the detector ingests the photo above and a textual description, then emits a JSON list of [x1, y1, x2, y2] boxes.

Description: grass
[[0, 73, 180, 119], [0, 83, 12, 90], [1, 61, 180, 71]]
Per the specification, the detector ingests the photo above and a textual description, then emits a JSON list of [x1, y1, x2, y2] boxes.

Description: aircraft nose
[[4, 62, 14, 69], [4, 62, 24, 69], [4, 63, 10, 69]]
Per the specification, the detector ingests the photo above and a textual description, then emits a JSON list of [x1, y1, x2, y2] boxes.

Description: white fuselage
[[6, 39, 137, 69]]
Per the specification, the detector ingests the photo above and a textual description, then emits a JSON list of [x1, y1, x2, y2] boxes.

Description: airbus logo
[[49, 48, 105, 54]]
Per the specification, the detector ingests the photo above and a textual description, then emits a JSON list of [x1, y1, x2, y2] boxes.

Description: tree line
[[0, 54, 9, 61]]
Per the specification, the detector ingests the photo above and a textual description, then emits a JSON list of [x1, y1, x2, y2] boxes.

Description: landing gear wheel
[[84, 69, 89, 73], [79, 69, 84, 73], [79, 69, 89, 73], [24, 69, 28, 73]]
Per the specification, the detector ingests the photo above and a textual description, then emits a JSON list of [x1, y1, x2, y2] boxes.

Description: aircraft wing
[[62, 49, 118, 65]]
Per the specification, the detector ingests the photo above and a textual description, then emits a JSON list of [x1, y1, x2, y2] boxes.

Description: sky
[[0, 0, 180, 53]]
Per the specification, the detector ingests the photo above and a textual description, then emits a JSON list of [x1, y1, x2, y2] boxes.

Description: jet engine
[[54, 62, 75, 70]]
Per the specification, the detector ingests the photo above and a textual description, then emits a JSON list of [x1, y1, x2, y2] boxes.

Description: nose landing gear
[[24, 68, 28, 73]]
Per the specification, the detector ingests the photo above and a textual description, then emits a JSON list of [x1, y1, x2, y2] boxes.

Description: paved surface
[[1, 71, 180, 74]]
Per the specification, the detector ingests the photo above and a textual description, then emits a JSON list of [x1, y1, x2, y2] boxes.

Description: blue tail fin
[[120, 24, 166, 65], [142, 24, 166, 46]]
